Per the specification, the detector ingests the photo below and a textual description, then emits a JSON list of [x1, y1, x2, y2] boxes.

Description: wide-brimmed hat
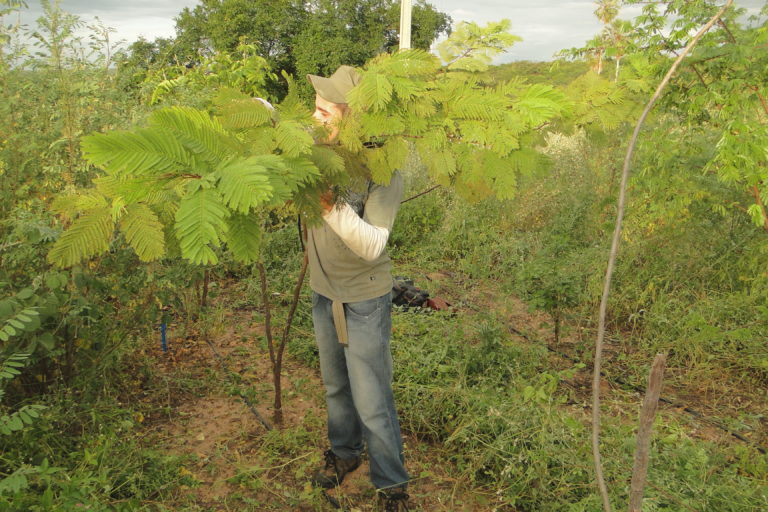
[[307, 65, 361, 104]]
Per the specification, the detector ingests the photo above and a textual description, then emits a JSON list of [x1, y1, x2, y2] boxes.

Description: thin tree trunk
[[62, 324, 74, 382], [597, 49, 604, 74], [201, 269, 210, 308], [273, 252, 309, 425], [590, 3, 733, 511], [257, 262, 276, 369], [256, 261, 279, 424], [629, 353, 667, 512], [257, 250, 309, 426], [751, 183, 768, 231]]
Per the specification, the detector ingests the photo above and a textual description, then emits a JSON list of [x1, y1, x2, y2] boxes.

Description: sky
[[12, 0, 767, 63]]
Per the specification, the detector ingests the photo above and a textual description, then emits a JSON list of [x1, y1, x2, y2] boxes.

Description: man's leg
[[344, 293, 409, 491], [312, 292, 364, 458]]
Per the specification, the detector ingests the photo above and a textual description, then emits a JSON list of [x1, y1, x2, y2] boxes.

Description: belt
[[331, 300, 349, 345]]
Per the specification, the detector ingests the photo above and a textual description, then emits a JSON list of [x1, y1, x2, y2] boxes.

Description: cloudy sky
[[13, 0, 767, 62]]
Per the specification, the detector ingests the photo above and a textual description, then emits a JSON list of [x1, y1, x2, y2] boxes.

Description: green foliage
[[46, 207, 114, 267], [0, 464, 39, 496], [486, 60, 589, 87], [0, 389, 188, 510], [174, 187, 230, 265], [0, 351, 46, 482], [0, 308, 38, 343], [146, 42, 275, 106], [48, 98, 320, 266], [0, 403, 45, 435], [49, 21, 576, 268], [119, 203, 166, 261], [5, 1, 768, 509], [167, 0, 451, 98], [562, 72, 631, 130], [565, 0, 768, 231], [381, 308, 768, 510], [438, 19, 521, 72], [344, 39, 570, 195]]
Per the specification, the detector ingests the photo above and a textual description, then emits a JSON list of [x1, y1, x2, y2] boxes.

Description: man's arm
[[321, 173, 404, 262]]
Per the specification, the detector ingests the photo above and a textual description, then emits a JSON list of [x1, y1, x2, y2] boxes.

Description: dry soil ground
[[135, 273, 767, 511]]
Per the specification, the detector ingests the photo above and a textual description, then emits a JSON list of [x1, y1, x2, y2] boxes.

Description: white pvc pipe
[[399, 0, 412, 50]]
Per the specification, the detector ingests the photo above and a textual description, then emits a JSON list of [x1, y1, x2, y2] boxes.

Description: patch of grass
[[390, 307, 768, 511], [1, 393, 190, 511]]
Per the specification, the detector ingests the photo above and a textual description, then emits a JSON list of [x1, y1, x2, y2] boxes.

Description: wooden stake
[[629, 353, 667, 512]]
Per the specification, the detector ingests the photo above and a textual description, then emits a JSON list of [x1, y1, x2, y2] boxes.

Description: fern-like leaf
[[93, 175, 164, 204], [383, 137, 409, 175], [360, 112, 405, 137], [81, 128, 192, 177], [50, 191, 107, 221], [150, 76, 187, 105], [514, 84, 569, 127], [364, 137, 408, 185], [416, 144, 457, 179], [149, 107, 237, 164], [174, 188, 230, 265], [225, 212, 262, 264], [309, 145, 345, 178], [48, 207, 115, 268], [217, 97, 274, 131], [371, 49, 440, 77], [274, 120, 313, 158], [280, 157, 321, 195], [338, 115, 365, 154], [118, 203, 166, 262], [447, 91, 508, 121], [349, 73, 393, 112], [215, 157, 274, 213]]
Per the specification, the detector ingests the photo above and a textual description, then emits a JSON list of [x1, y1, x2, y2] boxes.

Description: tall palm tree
[[592, 0, 619, 74], [594, 0, 619, 25]]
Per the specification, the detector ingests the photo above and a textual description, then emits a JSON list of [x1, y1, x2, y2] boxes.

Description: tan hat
[[307, 65, 361, 104]]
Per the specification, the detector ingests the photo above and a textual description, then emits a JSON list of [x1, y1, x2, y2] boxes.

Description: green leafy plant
[[0, 354, 46, 435], [0, 329, 46, 497]]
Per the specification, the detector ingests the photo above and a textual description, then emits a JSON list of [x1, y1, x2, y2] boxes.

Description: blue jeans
[[311, 291, 409, 490]]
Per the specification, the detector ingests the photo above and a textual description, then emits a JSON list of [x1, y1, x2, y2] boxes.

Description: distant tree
[[294, 0, 450, 77], [173, 0, 307, 73], [592, 0, 619, 74], [604, 19, 632, 81], [115, 36, 175, 91], [594, 0, 619, 26], [166, 0, 450, 97], [558, 0, 631, 80]]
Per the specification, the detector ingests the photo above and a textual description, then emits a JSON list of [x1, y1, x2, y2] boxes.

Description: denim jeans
[[312, 291, 409, 490]]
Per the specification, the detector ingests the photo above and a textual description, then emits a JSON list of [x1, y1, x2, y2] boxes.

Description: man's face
[[313, 94, 347, 142]]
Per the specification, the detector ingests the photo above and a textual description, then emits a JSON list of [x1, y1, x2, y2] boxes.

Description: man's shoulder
[[368, 171, 404, 204], [370, 171, 403, 192]]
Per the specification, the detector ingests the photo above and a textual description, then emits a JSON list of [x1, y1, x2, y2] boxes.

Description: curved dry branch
[[590, 2, 734, 511]]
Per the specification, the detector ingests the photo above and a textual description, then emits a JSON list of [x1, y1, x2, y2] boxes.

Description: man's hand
[[319, 190, 334, 213]]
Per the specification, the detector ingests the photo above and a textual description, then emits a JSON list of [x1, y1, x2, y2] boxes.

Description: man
[[306, 65, 410, 511]]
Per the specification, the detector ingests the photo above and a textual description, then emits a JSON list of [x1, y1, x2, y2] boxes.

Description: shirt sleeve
[[321, 172, 404, 262]]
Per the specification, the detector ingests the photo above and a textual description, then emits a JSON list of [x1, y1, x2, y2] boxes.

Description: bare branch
[[590, 2, 734, 511]]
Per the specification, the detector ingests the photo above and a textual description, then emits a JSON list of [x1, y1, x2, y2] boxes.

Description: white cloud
[[449, 8, 477, 21], [12, 0, 768, 62]]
